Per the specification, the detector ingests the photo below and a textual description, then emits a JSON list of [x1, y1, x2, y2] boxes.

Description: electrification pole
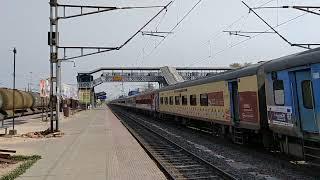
[[48, 0, 172, 133], [49, 0, 59, 132], [55, 0, 61, 132]]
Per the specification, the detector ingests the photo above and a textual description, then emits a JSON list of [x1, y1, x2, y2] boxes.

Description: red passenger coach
[[135, 92, 156, 111]]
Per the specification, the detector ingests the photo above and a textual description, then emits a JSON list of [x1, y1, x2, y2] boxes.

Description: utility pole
[[9, 48, 17, 135]]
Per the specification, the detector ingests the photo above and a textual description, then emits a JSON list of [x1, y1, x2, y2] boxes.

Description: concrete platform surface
[[1, 107, 166, 180]]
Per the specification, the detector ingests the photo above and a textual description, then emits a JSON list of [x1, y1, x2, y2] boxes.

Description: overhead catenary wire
[[155, 7, 168, 31], [142, 0, 203, 61], [189, 8, 316, 66], [138, 0, 317, 67], [204, 0, 276, 45], [182, 0, 277, 66], [143, 0, 276, 65]]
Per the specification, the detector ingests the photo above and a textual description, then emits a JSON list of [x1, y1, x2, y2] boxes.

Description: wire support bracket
[[223, 30, 275, 38], [252, 5, 320, 16], [50, 2, 169, 20], [141, 31, 173, 38], [56, 1, 173, 61], [58, 46, 119, 61], [242, 1, 319, 49]]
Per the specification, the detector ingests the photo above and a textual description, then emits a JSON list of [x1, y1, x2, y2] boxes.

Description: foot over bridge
[[77, 66, 233, 88]]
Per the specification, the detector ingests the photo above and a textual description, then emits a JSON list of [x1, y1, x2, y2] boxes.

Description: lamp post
[[9, 48, 17, 135]]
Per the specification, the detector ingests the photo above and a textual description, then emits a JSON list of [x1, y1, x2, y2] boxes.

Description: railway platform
[[0, 107, 166, 180]]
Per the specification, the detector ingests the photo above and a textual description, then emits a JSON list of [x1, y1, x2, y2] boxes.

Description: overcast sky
[[0, 0, 319, 98]]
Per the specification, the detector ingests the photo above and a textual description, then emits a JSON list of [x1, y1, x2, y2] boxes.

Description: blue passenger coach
[[264, 48, 320, 159]]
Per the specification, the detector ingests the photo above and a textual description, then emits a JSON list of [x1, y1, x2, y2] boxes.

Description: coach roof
[[263, 47, 320, 73], [160, 48, 320, 92], [159, 62, 266, 92]]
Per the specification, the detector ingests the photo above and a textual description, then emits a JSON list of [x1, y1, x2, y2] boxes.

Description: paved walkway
[[1, 107, 166, 180]]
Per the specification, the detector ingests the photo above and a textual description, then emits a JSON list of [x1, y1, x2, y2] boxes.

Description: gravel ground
[[113, 107, 319, 180], [0, 161, 22, 177]]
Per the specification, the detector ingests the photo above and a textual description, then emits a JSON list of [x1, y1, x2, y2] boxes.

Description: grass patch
[[0, 155, 41, 180]]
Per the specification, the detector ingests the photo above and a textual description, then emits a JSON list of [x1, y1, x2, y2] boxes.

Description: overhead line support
[[48, 0, 172, 132], [141, 31, 173, 38], [252, 5, 320, 16], [242, 1, 294, 47], [223, 30, 275, 38], [242, 1, 317, 50], [56, 1, 172, 61], [142, 33, 165, 38], [56, 4, 168, 20]]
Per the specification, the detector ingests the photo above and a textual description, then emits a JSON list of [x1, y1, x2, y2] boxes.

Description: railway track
[[111, 106, 237, 180]]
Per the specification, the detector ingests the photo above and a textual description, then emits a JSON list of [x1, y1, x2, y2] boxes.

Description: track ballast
[[111, 106, 237, 180]]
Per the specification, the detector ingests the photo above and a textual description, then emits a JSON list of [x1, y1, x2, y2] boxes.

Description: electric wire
[[155, 8, 168, 31], [183, 0, 276, 66], [189, 9, 315, 66], [143, 0, 276, 64], [142, 0, 203, 60]]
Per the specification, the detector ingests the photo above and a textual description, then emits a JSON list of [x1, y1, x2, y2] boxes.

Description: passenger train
[[111, 47, 320, 162]]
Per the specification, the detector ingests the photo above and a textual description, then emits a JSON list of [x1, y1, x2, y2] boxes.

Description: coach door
[[229, 81, 239, 124], [295, 70, 318, 133]]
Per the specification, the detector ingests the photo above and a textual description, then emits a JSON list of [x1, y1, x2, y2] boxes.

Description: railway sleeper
[[162, 161, 202, 166], [182, 175, 220, 180], [183, 171, 217, 177], [155, 155, 192, 163]]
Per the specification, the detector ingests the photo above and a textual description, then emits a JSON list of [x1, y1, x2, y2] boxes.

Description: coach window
[[165, 97, 169, 105], [190, 94, 197, 106], [182, 96, 188, 106], [169, 96, 174, 105], [175, 96, 180, 105], [273, 80, 285, 106], [200, 94, 208, 106], [302, 80, 314, 109], [160, 97, 164, 104]]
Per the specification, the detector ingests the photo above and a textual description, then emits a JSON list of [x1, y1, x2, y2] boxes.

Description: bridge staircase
[[160, 66, 184, 85]]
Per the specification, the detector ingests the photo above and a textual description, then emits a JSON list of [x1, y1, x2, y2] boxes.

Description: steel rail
[[110, 106, 238, 180]]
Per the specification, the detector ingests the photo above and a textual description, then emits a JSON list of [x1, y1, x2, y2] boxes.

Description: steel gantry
[[48, 0, 173, 132]]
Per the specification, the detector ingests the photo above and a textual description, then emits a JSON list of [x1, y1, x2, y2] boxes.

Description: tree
[[229, 63, 242, 68], [229, 62, 252, 68], [243, 62, 252, 67]]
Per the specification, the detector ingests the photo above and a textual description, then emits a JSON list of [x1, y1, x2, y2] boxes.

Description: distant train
[[0, 88, 50, 119], [111, 47, 320, 163], [0, 88, 79, 120]]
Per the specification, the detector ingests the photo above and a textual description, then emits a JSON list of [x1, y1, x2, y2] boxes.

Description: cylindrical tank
[[0, 88, 24, 110], [30, 92, 42, 108], [20, 91, 33, 109], [30, 92, 49, 108]]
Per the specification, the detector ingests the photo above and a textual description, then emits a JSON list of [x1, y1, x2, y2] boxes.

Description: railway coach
[[111, 47, 320, 162], [264, 48, 320, 160], [157, 62, 269, 146]]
